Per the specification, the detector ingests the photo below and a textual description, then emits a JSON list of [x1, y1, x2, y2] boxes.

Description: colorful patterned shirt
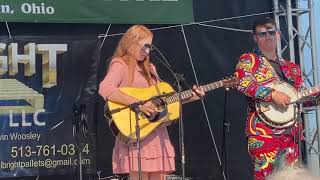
[[234, 50, 304, 137]]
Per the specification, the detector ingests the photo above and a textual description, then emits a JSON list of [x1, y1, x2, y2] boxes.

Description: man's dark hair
[[252, 17, 276, 34]]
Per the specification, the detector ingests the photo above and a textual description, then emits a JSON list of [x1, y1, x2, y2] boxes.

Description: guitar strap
[[268, 58, 292, 85], [150, 69, 163, 82], [150, 70, 163, 95]]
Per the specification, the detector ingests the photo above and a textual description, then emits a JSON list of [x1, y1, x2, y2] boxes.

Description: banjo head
[[256, 82, 299, 128]]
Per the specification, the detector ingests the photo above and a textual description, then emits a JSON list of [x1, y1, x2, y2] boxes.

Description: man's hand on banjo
[[272, 90, 291, 109]]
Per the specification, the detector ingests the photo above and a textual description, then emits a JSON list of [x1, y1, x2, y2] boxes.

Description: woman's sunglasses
[[141, 43, 153, 51]]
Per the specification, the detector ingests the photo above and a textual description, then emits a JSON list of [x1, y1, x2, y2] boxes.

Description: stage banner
[[0, 36, 99, 177], [0, 0, 193, 24]]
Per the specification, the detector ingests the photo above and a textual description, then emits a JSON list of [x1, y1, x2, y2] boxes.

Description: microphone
[[142, 43, 155, 53], [150, 44, 156, 52]]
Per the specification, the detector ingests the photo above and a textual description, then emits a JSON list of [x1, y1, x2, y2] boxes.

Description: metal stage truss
[[273, 0, 320, 175]]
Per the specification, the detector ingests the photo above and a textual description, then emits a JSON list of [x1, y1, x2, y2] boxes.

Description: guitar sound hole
[[147, 98, 167, 122]]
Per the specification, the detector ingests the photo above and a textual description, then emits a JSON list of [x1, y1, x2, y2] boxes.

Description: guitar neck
[[165, 80, 224, 104], [299, 84, 320, 98]]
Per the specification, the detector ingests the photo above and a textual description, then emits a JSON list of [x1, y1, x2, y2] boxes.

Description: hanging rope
[[194, 22, 252, 32], [98, 10, 278, 38], [5, 22, 13, 39], [99, 24, 112, 50], [180, 25, 227, 180]]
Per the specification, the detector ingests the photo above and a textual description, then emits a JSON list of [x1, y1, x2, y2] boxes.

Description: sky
[[301, 1, 319, 171], [300, 0, 319, 127], [300, 0, 319, 82], [316, 1, 319, 62]]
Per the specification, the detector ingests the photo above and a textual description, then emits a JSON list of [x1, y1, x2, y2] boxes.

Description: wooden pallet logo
[[0, 79, 44, 114]]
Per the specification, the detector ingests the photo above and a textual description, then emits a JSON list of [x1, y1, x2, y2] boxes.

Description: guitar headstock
[[222, 76, 239, 89]]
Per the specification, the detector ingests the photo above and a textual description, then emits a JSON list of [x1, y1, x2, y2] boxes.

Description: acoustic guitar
[[105, 77, 238, 143]]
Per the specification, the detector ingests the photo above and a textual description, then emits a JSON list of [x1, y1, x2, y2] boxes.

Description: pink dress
[[99, 58, 175, 174]]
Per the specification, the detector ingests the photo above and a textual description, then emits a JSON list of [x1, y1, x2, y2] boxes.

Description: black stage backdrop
[[0, 0, 276, 179]]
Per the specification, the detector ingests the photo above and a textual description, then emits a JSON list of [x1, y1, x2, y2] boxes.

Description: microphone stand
[[72, 104, 88, 180], [150, 45, 203, 99], [150, 45, 203, 180], [292, 102, 303, 164], [112, 101, 144, 180], [128, 102, 143, 180], [291, 97, 318, 164], [110, 95, 174, 180], [221, 89, 230, 180]]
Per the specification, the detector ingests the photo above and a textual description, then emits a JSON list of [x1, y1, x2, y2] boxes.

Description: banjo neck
[[298, 84, 320, 99]]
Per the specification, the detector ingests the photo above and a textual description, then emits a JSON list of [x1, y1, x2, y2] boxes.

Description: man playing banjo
[[234, 17, 320, 180]]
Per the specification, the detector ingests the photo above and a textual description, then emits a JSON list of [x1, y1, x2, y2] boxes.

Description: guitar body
[[107, 82, 180, 142], [256, 82, 299, 128]]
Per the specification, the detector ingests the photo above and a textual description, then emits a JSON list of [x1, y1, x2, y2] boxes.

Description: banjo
[[256, 81, 320, 128]]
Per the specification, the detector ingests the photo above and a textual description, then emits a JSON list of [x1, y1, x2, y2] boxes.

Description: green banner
[[0, 0, 193, 24]]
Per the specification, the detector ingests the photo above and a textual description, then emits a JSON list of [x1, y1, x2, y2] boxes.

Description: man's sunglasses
[[255, 30, 277, 38]]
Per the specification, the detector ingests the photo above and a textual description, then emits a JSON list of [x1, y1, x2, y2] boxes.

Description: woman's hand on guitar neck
[[182, 85, 205, 104], [271, 90, 291, 109], [190, 85, 205, 101]]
